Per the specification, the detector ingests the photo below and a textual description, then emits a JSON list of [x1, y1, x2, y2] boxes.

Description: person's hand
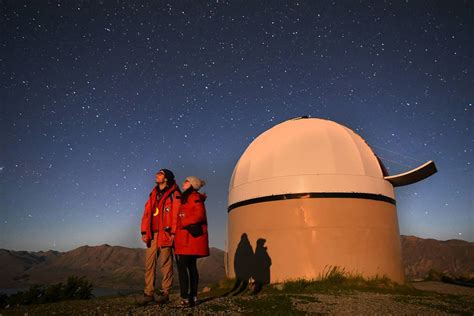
[[141, 235, 148, 243]]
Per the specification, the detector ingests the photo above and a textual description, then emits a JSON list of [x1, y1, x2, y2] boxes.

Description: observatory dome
[[228, 117, 394, 207]]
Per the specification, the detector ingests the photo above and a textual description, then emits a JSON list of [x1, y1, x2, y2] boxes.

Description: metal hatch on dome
[[384, 160, 437, 187]]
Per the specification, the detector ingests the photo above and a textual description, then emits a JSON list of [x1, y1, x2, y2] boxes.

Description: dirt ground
[[1, 281, 473, 315]]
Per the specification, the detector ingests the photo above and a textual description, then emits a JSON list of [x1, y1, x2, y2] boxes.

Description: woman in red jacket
[[174, 176, 209, 307]]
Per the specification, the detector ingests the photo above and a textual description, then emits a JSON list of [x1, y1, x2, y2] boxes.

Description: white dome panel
[[229, 118, 394, 206]]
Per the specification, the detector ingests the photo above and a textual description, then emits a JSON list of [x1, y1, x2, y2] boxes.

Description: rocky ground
[[1, 281, 473, 315]]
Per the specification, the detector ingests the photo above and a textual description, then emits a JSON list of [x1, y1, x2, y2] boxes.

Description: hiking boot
[[155, 292, 169, 304], [178, 296, 197, 308], [179, 298, 190, 308], [142, 293, 154, 304]]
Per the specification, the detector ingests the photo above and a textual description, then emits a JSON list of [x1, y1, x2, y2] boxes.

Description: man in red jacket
[[141, 169, 181, 304]]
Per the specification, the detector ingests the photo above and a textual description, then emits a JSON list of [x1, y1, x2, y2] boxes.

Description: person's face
[[182, 179, 191, 191], [155, 171, 167, 185]]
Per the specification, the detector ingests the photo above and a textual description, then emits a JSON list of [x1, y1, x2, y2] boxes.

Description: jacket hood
[[198, 192, 207, 202]]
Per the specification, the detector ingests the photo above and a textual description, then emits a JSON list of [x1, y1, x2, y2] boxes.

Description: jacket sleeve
[[170, 190, 182, 234], [181, 196, 207, 228], [141, 193, 152, 234]]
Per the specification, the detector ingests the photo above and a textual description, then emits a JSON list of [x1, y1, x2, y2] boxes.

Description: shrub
[[0, 293, 8, 307], [268, 266, 414, 295], [1, 276, 93, 308], [319, 266, 347, 284], [43, 282, 63, 303], [63, 276, 93, 300]]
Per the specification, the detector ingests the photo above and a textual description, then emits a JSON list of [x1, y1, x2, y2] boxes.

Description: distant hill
[[0, 249, 60, 287], [0, 245, 225, 290], [0, 236, 472, 289], [401, 235, 474, 279]]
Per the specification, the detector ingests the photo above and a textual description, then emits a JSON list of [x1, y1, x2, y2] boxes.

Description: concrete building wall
[[227, 197, 405, 284]]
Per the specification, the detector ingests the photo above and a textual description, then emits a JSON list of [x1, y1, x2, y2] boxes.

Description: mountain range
[[1, 236, 472, 289]]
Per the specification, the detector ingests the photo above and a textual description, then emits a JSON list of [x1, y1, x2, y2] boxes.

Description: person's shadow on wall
[[252, 238, 271, 294], [225, 233, 272, 296], [228, 233, 254, 295]]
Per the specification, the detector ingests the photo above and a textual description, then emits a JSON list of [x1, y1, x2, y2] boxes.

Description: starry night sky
[[1, 1, 472, 252]]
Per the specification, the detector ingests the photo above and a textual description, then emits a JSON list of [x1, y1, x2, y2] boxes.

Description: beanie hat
[[160, 169, 175, 184], [186, 176, 205, 190]]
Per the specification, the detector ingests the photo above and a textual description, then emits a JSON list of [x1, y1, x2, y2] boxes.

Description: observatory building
[[226, 117, 436, 284]]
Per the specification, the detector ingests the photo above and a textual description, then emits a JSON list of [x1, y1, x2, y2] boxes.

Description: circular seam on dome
[[230, 173, 390, 189]]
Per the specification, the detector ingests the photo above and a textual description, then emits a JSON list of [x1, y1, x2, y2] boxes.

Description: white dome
[[228, 117, 394, 206]]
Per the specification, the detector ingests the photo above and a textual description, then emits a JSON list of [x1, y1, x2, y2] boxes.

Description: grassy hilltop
[[2, 268, 473, 315]]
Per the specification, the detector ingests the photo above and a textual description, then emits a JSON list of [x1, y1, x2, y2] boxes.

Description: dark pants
[[176, 254, 199, 299]]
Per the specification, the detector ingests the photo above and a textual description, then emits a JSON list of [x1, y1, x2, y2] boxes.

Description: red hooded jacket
[[141, 183, 181, 248], [174, 191, 210, 257]]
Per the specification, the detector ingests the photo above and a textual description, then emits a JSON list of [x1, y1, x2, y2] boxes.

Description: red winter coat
[[141, 183, 181, 248], [174, 191, 209, 257]]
